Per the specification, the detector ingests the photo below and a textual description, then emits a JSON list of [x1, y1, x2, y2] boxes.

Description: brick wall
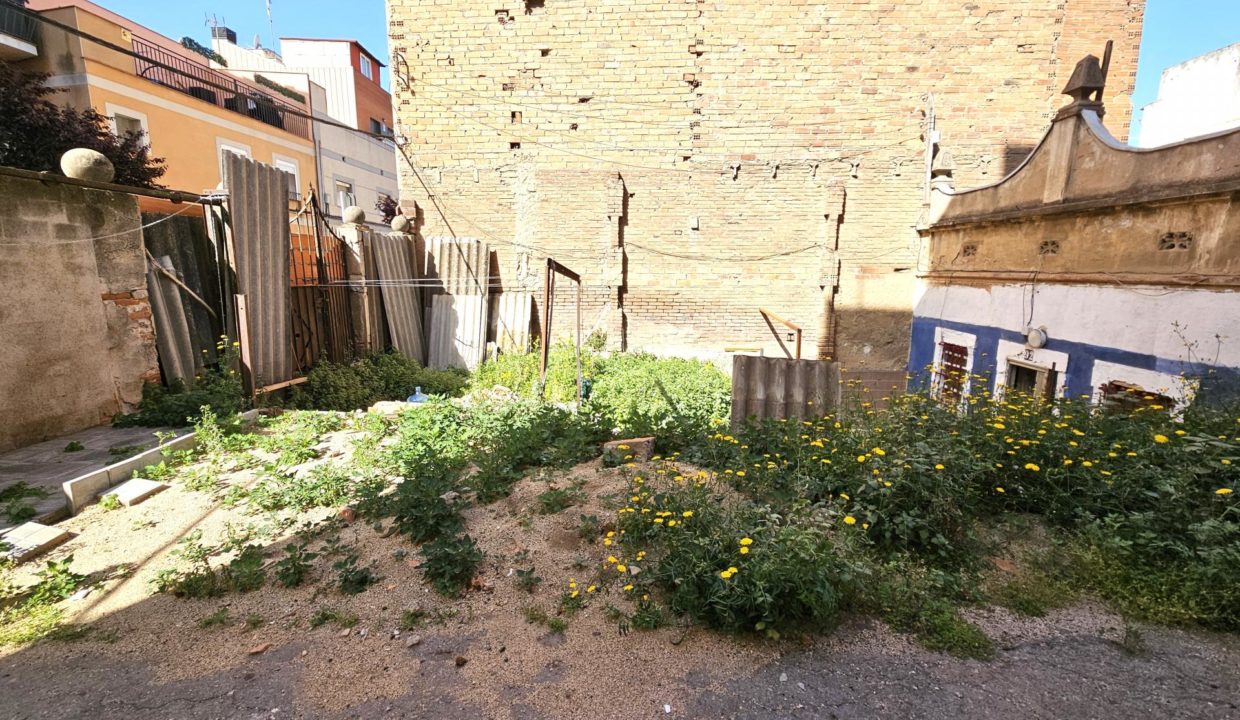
[[387, 0, 1145, 368]]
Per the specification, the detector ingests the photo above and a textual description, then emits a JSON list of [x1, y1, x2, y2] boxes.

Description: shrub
[[589, 354, 730, 449], [292, 352, 467, 411], [470, 341, 600, 402], [420, 535, 484, 597], [114, 344, 244, 427]]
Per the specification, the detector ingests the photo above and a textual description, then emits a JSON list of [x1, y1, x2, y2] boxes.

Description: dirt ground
[[2, 424, 1239, 720]]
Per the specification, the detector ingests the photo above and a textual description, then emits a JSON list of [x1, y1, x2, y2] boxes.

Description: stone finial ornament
[[60, 148, 115, 183], [343, 205, 366, 224], [391, 214, 412, 233]]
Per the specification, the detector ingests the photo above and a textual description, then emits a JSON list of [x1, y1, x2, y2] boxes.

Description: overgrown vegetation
[[290, 351, 467, 411], [470, 345, 729, 450], [114, 342, 244, 427], [0, 555, 87, 646]]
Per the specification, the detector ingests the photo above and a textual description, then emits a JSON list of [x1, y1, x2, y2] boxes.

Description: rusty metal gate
[[290, 192, 354, 371]]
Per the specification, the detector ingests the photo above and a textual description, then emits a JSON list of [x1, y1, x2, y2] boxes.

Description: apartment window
[[369, 118, 391, 137], [273, 157, 301, 200], [360, 54, 374, 81], [1005, 359, 1058, 401], [114, 114, 144, 138], [105, 104, 148, 140], [217, 140, 252, 181], [335, 181, 356, 211]]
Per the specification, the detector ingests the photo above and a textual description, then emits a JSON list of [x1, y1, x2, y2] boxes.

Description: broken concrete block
[[104, 478, 167, 507], [602, 437, 656, 466], [1, 522, 72, 563]]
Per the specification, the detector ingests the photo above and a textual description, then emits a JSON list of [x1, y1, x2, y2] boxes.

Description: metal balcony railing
[[130, 36, 310, 139], [0, 0, 39, 46]]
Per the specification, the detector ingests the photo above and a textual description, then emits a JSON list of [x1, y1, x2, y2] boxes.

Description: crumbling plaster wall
[[0, 175, 158, 451], [387, 0, 1144, 367]]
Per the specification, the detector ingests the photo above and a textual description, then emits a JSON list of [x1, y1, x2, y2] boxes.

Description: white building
[[1139, 42, 1240, 147], [209, 27, 398, 228]]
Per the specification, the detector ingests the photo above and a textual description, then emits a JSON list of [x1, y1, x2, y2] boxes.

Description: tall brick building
[[385, 0, 1145, 368]]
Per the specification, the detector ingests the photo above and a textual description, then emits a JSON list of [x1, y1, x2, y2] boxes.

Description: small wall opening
[[525, 0, 545, 14], [509, 142, 522, 151]]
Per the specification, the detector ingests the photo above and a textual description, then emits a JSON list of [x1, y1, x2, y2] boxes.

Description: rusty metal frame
[[760, 307, 803, 360], [540, 258, 583, 404]]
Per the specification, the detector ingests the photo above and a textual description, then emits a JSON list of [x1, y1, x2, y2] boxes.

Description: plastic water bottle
[[407, 386, 429, 403]]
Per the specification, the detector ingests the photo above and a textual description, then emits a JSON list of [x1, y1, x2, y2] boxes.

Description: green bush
[[470, 341, 600, 402], [589, 354, 730, 449], [420, 535, 484, 597], [292, 351, 467, 411], [114, 369, 244, 428]]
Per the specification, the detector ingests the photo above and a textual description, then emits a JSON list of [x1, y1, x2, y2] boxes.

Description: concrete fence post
[[338, 224, 375, 356]]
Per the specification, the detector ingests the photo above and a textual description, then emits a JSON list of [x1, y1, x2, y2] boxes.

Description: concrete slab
[[0, 424, 185, 532], [1, 521, 72, 563], [104, 478, 168, 507]]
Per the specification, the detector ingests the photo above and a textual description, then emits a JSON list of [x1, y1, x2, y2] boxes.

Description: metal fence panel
[[731, 356, 842, 429], [371, 232, 425, 363], [223, 154, 293, 388], [421, 236, 490, 370]]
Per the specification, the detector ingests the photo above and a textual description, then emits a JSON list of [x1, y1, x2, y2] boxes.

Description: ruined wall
[[387, 0, 1145, 367], [0, 175, 158, 451]]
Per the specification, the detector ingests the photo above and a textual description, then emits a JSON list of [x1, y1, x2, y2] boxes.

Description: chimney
[[211, 26, 237, 44]]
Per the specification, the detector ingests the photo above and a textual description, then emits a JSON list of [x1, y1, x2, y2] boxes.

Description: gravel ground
[[2, 422, 1238, 720]]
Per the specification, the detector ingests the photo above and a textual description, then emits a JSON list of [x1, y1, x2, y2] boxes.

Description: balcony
[[131, 36, 310, 139], [0, 0, 38, 60]]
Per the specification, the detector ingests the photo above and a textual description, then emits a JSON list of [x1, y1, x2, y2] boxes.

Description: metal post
[[576, 280, 583, 405], [540, 260, 552, 388]]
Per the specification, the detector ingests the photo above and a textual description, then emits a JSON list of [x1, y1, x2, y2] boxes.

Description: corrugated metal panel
[[146, 256, 196, 385], [371, 232, 425, 363], [731, 356, 841, 429], [421, 236, 490, 370], [223, 154, 293, 388], [495, 291, 532, 353]]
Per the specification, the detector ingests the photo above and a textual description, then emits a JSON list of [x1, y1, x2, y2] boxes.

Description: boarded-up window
[[936, 341, 968, 403], [1098, 381, 1175, 414]]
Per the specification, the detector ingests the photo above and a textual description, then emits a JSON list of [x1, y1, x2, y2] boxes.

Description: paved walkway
[[0, 425, 179, 532]]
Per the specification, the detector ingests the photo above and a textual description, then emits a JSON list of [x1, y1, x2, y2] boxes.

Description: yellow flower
[[840, 493, 850, 501], [667, 520, 677, 527], [616, 564, 627, 573], [1024, 463, 1040, 471], [728, 566, 738, 573], [607, 556, 617, 564], [1222, 459, 1232, 465], [623, 584, 634, 591], [934, 464, 945, 470], [739, 537, 753, 546], [682, 511, 694, 518], [992, 422, 1006, 430], [1153, 434, 1169, 444], [1082, 460, 1093, 468], [862, 522, 870, 530], [739, 546, 750, 555], [587, 585, 597, 593], [856, 455, 867, 463], [995, 487, 1005, 493], [719, 570, 732, 580], [872, 447, 886, 456], [603, 539, 612, 546], [1217, 488, 1234, 496], [736, 470, 746, 477], [1175, 429, 1186, 436], [843, 515, 857, 525], [570, 590, 579, 598]]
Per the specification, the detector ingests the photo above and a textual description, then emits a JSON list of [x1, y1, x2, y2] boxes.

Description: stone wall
[[0, 174, 158, 451], [386, 0, 1145, 367]]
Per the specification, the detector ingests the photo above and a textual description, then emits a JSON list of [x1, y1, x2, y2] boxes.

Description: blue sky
[[97, 0, 1237, 139], [1129, 0, 1240, 138], [97, 0, 391, 87]]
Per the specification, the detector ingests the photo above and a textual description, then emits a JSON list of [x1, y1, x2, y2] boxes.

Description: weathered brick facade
[[386, 0, 1144, 367]]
